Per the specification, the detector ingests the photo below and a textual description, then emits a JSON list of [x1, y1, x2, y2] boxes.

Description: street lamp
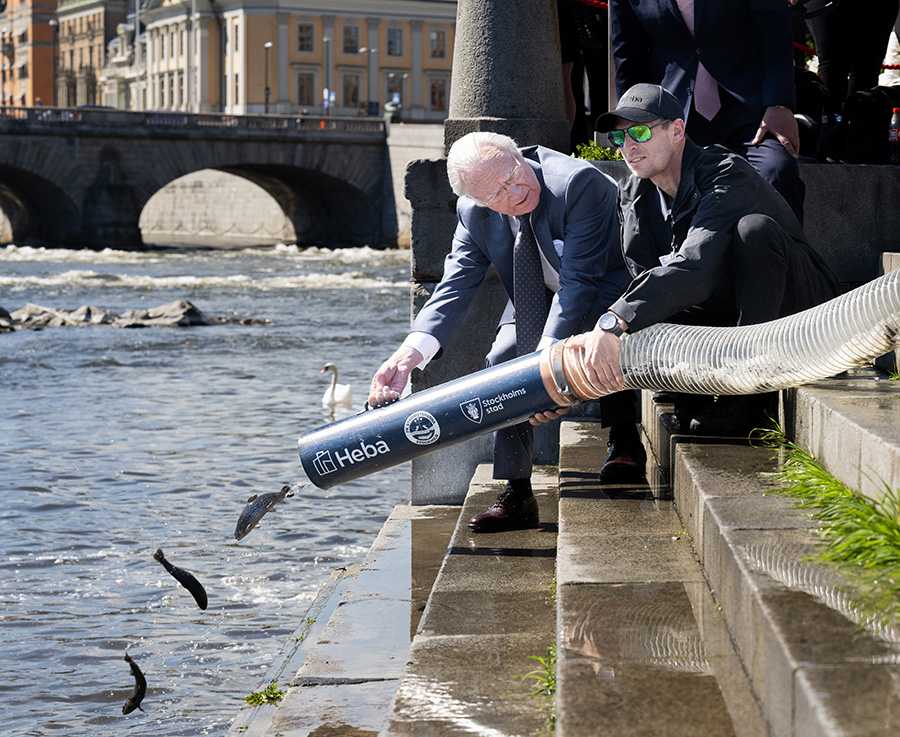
[[264, 41, 273, 114], [48, 18, 58, 107]]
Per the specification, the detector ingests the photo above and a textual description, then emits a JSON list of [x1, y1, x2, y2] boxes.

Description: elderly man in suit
[[368, 131, 642, 532], [609, 0, 805, 222]]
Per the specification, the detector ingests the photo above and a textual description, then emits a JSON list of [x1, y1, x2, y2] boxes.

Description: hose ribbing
[[616, 269, 900, 395]]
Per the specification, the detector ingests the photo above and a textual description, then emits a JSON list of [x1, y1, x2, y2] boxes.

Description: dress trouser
[[485, 322, 639, 480]]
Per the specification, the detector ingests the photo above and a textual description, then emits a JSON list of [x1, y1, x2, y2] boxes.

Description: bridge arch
[[0, 165, 81, 247], [0, 110, 393, 250]]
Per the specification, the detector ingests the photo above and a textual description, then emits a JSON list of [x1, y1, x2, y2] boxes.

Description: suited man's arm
[[546, 168, 621, 340], [610, 0, 651, 98]]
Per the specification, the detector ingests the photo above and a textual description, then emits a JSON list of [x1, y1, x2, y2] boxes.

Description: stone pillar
[[277, 12, 290, 111], [409, 20, 424, 120], [322, 15, 335, 114], [366, 17, 379, 109], [444, 0, 568, 152], [197, 15, 211, 112], [406, 0, 568, 504]]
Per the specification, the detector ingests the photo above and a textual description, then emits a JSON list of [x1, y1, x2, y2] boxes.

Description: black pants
[[805, 0, 900, 118], [673, 213, 840, 329]]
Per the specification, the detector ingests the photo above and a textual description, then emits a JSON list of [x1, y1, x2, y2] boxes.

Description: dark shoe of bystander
[[467, 481, 539, 533]]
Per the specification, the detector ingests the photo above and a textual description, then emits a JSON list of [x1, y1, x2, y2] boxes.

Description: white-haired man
[[368, 131, 641, 532]]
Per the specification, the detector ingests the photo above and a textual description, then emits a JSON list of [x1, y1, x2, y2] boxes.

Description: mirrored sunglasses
[[607, 120, 667, 148]]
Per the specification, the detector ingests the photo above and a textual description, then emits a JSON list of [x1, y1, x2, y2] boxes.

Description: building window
[[234, 73, 240, 105], [429, 77, 447, 111], [233, 21, 239, 53], [342, 24, 359, 54], [342, 72, 360, 107], [430, 29, 446, 59], [296, 71, 315, 106], [297, 22, 314, 52], [387, 27, 403, 57]]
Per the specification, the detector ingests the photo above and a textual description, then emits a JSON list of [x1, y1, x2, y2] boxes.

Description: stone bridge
[[0, 108, 392, 250]]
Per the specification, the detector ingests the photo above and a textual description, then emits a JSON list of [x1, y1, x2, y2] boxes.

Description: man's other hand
[[368, 346, 424, 407]]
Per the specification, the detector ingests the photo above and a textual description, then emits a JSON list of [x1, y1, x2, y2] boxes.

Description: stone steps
[[382, 465, 559, 736]]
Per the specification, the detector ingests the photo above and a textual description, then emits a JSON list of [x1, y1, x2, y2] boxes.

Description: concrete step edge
[[673, 442, 900, 737]]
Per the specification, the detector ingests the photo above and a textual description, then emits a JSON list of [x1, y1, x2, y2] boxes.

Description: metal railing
[[0, 106, 386, 137]]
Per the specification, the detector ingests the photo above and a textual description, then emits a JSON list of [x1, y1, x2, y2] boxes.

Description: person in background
[[800, 0, 900, 124], [368, 131, 643, 533], [609, 0, 805, 223]]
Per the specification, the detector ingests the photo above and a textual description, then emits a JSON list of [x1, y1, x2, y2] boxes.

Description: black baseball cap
[[595, 83, 684, 132]]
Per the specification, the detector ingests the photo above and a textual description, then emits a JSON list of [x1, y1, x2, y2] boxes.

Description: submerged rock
[[0, 299, 258, 331]]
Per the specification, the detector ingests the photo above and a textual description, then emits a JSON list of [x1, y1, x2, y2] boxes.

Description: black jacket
[[609, 140, 838, 331]]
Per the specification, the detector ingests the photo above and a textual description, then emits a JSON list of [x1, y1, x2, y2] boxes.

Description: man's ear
[[671, 118, 686, 142]]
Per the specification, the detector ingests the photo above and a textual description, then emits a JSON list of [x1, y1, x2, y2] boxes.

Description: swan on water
[[321, 362, 353, 408]]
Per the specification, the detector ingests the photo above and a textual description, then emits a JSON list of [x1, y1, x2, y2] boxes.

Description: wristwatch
[[597, 311, 624, 337]]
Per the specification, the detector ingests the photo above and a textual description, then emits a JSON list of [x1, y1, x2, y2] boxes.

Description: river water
[[0, 244, 413, 736]]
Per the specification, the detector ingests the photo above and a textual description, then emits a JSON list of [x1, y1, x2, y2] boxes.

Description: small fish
[[234, 484, 299, 540], [153, 548, 208, 610], [122, 652, 147, 715]]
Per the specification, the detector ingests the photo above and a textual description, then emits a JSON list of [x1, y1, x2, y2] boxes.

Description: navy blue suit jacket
[[411, 146, 626, 357], [610, 0, 796, 122]]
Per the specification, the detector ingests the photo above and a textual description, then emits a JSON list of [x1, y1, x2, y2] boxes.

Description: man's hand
[[529, 407, 571, 426], [368, 346, 424, 407], [567, 327, 624, 394], [752, 105, 800, 159]]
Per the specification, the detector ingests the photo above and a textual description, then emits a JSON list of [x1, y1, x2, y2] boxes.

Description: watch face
[[600, 313, 617, 331]]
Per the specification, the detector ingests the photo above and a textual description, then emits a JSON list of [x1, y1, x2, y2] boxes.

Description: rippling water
[[0, 244, 413, 736]]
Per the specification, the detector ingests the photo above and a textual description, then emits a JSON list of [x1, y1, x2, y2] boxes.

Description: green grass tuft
[[759, 424, 900, 629], [243, 680, 286, 706]]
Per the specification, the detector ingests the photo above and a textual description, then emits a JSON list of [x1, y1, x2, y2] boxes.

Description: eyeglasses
[[606, 120, 667, 148], [485, 161, 521, 207]]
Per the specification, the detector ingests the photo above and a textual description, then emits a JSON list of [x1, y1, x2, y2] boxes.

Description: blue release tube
[[298, 350, 560, 489]]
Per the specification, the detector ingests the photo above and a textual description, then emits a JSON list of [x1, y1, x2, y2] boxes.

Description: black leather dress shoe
[[467, 483, 539, 533], [599, 439, 647, 484]]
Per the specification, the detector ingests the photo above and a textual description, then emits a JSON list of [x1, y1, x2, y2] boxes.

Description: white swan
[[320, 362, 353, 409]]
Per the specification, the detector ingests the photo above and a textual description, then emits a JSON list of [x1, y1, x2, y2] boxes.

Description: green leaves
[[243, 680, 286, 706]]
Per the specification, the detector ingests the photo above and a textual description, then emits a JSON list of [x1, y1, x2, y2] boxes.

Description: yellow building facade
[[123, 0, 455, 119]]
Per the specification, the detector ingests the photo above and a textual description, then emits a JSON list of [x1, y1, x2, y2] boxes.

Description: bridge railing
[[0, 106, 386, 138]]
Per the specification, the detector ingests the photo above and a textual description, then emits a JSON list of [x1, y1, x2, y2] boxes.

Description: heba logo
[[460, 398, 483, 424], [404, 411, 441, 445], [315, 439, 391, 474]]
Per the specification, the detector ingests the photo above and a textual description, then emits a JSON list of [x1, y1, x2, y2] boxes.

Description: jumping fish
[[153, 548, 208, 610], [234, 484, 300, 540], [122, 652, 147, 715]]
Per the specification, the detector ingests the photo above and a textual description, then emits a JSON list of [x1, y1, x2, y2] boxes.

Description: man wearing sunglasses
[[609, 0, 805, 224], [568, 84, 839, 434], [368, 131, 642, 532]]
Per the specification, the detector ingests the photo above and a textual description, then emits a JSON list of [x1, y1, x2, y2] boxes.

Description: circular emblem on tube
[[404, 411, 441, 445]]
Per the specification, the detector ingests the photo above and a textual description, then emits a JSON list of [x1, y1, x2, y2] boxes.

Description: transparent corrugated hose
[[564, 269, 900, 398]]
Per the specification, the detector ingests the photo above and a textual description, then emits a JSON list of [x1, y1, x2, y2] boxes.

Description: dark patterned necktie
[[513, 213, 548, 356]]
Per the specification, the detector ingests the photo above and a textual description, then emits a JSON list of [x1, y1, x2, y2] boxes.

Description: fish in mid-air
[[122, 652, 147, 714], [153, 548, 208, 610], [234, 484, 301, 540]]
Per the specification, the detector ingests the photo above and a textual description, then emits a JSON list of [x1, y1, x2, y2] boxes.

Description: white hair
[[446, 131, 522, 200]]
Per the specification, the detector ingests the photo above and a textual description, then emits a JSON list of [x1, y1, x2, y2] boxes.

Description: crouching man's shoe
[[599, 424, 648, 484], [467, 480, 539, 533]]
